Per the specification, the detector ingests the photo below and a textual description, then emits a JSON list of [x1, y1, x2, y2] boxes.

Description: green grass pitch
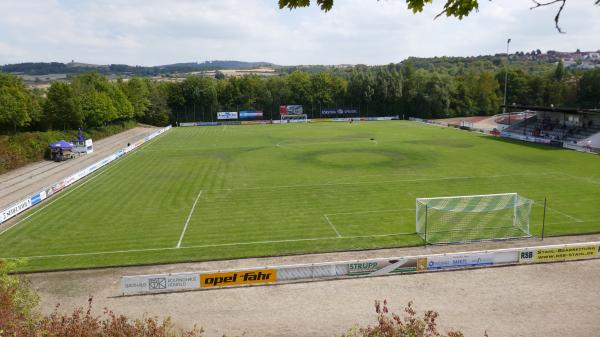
[[1, 121, 599, 272]]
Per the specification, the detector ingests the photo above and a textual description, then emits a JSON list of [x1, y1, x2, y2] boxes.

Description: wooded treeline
[[1, 62, 599, 132]]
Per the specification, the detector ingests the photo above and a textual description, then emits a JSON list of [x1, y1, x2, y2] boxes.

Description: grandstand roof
[[502, 105, 600, 115]]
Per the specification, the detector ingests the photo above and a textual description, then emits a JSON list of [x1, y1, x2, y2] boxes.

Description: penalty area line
[[2, 233, 417, 260], [546, 206, 584, 223], [324, 214, 342, 238], [176, 190, 203, 248]]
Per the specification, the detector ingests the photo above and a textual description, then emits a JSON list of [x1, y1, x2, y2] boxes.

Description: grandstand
[[501, 105, 600, 152]]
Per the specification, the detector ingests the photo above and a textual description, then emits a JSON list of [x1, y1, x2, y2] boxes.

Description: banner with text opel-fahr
[[200, 269, 276, 288], [122, 269, 277, 294]]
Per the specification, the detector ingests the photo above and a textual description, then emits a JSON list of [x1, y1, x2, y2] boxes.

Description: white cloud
[[0, 0, 598, 66]]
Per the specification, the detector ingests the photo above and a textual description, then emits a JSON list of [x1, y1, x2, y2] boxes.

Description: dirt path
[[27, 233, 600, 337], [0, 126, 157, 210]]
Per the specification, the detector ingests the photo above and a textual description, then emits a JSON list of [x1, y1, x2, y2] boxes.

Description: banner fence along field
[[121, 241, 600, 295]]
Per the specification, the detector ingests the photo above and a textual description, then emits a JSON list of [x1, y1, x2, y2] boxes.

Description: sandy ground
[[27, 233, 600, 337], [0, 126, 158, 211], [434, 116, 508, 132]]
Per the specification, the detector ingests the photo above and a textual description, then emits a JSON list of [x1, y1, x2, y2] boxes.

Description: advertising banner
[[280, 105, 303, 116], [217, 111, 238, 120], [239, 111, 263, 119], [200, 269, 276, 288], [31, 193, 42, 206], [122, 241, 600, 295], [122, 273, 200, 295], [519, 244, 599, 263], [426, 251, 517, 270], [347, 257, 425, 276], [500, 132, 552, 144], [321, 108, 359, 117], [1, 198, 32, 222]]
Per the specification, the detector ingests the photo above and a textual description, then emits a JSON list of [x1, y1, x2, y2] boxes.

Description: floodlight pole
[[503, 38, 511, 115], [541, 197, 547, 240]]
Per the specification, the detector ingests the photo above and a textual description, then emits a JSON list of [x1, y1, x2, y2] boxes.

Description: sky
[[0, 0, 598, 66]]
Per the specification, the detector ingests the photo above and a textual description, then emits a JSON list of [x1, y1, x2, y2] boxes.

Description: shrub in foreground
[[0, 260, 202, 337], [343, 300, 464, 337]]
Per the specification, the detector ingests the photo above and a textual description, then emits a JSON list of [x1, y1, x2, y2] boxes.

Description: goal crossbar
[[416, 192, 516, 201]]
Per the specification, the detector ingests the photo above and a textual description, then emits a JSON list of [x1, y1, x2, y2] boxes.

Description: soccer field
[[1, 121, 599, 271]]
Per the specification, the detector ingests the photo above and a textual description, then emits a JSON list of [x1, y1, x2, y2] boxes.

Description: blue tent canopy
[[49, 140, 74, 149]]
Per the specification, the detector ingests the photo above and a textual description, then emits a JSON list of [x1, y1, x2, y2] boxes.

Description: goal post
[[416, 193, 533, 244], [281, 114, 308, 123]]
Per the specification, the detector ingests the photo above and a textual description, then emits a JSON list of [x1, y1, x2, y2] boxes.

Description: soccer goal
[[416, 193, 533, 244], [281, 114, 308, 123]]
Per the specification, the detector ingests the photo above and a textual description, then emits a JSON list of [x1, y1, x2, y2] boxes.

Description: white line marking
[[547, 207, 583, 223], [324, 214, 342, 238], [176, 190, 203, 248], [0, 151, 140, 237], [1, 232, 417, 260], [214, 173, 544, 192]]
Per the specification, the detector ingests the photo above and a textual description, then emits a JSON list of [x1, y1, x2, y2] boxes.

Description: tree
[[143, 81, 172, 126], [80, 91, 117, 127], [553, 60, 565, 81], [120, 77, 151, 119], [0, 74, 32, 131], [348, 67, 375, 114], [70, 72, 132, 126], [577, 69, 600, 108], [287, 70, 313, 113], [214, 70, 226, 80], [44, 82, 82, 130], [179, 76, 218, 121], [278, 0, 600, 33], [461, 70, 500, 115]]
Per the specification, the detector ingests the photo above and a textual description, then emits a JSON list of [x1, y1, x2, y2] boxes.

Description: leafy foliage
[[344, 300, 464, 337], [278, 0, 600, 32], [0, 259, 203, 337]]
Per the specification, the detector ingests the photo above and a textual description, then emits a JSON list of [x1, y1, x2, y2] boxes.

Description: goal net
[[416, 193, 533, 244], [281, 114, 308, 123]]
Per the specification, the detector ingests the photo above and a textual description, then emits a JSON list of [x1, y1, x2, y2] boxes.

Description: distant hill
[[0, 60, 275, 76]]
